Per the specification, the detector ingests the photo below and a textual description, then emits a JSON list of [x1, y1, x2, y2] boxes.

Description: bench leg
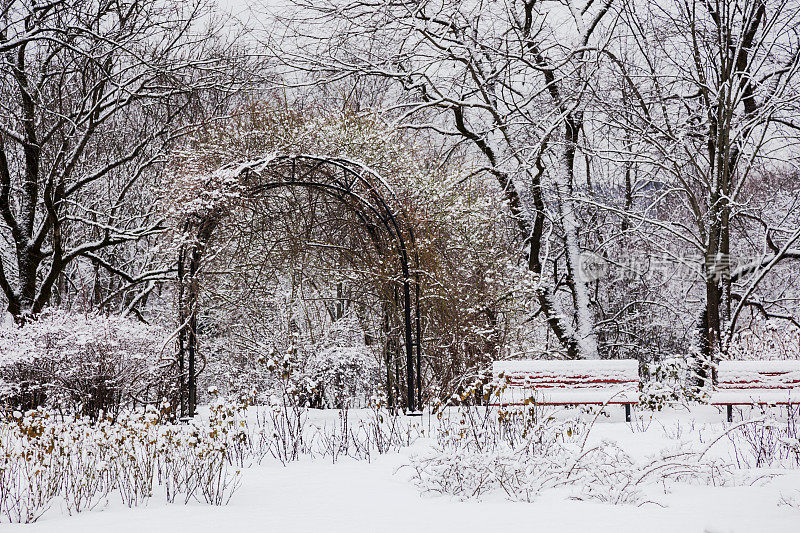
[[727, 405, 733, 423], [625, 403, 631, 422]]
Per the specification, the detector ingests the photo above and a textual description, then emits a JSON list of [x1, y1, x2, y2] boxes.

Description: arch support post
[[402, 277, 416, 412], [177, 241, 201, 418], [176, 213, 221, 419]]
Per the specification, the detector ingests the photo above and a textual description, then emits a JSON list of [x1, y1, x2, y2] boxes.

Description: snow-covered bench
[[710, 360, 800, 422], [489, 359, 639, 421]]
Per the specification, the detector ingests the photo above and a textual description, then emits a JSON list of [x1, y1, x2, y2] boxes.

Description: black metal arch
[[177, 155, 423, 416]]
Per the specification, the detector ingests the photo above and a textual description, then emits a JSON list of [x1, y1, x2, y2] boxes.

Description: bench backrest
[[491, 359, 639, 405], [717, 360, 800, 391]]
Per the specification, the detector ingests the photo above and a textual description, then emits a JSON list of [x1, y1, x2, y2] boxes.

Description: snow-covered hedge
[[0, 311, 174, 418]]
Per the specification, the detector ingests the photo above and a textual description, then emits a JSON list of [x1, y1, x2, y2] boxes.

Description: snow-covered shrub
[[780, 417, 800, 467], [0, 411, 63, 522], [247, 347, 404, 463], [0, 311, 175, 418], [189, 383, 416, 467], [0, 405, 244, 523], [726, 410, 800, 468], [407, 405, 748, 505], [408, 403, 583, 500], [566, 442, 739, 505], [252, 351, 312, 464], [199, 307, 381, 409], [304, 345, 379, 408], [640, 354, 706, 409], [307, 397, 420, 463], [290, 313, 381, 408], [156, 402, 243, 506], [245, 314, 381, 410]]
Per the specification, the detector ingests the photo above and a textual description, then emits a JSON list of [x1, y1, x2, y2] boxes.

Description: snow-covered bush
[[0, 405, 245, 523], [0, 311, 175, 418], [726, 410, 800, 468], [205, 313, 381, 409], [304, 345, 378, 408], [408, 404, 584, 501], [407, 404, 751, 505], [302, 315, 380, 408], [640, 354, 707, 409], [245, 344, 406, 464]]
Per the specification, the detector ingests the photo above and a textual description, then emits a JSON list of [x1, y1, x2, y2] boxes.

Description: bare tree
[[560, 0, 800, 374], [269, 0, 621, 359], [607, 0, 800, 367], [0, 0, 245, 321]]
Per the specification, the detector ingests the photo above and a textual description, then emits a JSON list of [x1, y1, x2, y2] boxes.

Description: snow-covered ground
[[6, 406, 800, 533]]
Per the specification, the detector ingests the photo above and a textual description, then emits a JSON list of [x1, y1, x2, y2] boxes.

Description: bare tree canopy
[[0, 0, 249, 320]]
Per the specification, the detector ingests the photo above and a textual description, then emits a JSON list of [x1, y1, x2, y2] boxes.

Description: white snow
[[5, 406, 800, 533], [493, 359, 639, 375]]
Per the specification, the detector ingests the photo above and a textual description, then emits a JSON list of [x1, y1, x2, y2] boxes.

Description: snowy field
[[5, 405, 799, 533]]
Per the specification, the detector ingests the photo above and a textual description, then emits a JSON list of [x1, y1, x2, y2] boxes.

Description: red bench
[[710, 360, 800, 422], [490, 360, 639, 421]]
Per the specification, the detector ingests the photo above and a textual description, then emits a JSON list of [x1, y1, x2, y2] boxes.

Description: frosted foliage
[[305, 346, 379, 408], [407, 406, 797, 505], [322, 314, 368, 348], [0, 311, 173, 417], [0, 405, 243, 523], [301, 313, 380, 408]]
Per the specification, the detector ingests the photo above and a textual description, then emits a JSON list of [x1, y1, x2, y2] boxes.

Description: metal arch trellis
[[177, 154, 423, 417]]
